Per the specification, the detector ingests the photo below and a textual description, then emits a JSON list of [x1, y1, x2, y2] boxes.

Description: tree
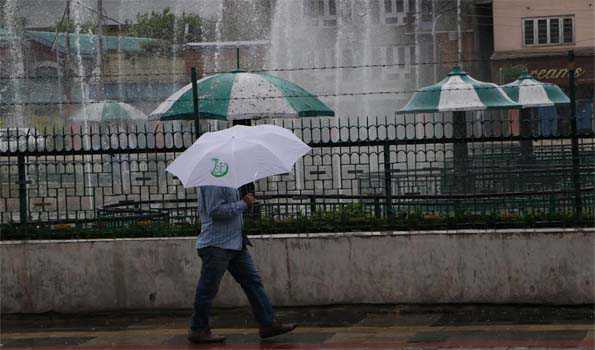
[[51, 18, 96, 34], [128, 8, 213, 51]]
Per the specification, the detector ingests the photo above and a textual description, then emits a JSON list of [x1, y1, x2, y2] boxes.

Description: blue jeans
[[190, 247, 275, 331]]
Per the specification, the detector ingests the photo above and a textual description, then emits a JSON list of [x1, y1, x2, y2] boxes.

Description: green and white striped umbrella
[[71, 100, 147, 122], [149, 71, 335, 121], [501, 72, 570, 108], [398, 66, 520, 113]]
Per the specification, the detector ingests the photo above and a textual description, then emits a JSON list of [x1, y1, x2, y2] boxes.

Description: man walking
[[188, 185, 296, 343]]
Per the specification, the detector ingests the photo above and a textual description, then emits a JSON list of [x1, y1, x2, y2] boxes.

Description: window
[[342, 48, 354, 80], [315, 47, 336, 81], [383, 0, 410, 25], [370, 0, 381, 22], [380, 45, 414, 80], [421, 0, 433, 22], [409, 46, 416, 65], [524, 20, 534, 45], [523, 16, 574, 46], [372, 47, 383, 79], [304, 0, 343, 27], [563, 18, 573, 43], [549, 18, 559, 44], [537, 19, 547, 44], [340, 0, 352, 23], [398, 46, 405, 64], [386, 46, 393, 65], [329, 0, 336, 15], [396, 0, 404, 12]]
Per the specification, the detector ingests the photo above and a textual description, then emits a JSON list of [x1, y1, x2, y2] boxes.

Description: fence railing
[[1, 111, 594, 227]]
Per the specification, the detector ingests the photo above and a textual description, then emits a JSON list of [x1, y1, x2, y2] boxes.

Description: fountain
[[0, 0, 434, 220], [3, 0, 26, 128], [0, 0, 425, 128], [268, 0, 417, 121], [267, 0, 422, 193]]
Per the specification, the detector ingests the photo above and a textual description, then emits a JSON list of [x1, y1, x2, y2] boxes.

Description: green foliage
[[1, 209, 592, 241], [127, 8, 211, 53], [48, 8, 214, 54], [0, 222, 195, 241], [51, 18, 96, 34]]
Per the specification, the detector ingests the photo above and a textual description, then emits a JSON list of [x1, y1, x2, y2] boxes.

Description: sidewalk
[[1, 305, 593, 349]]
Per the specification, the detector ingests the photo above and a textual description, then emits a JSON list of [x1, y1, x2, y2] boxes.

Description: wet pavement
[[1, 304, 593, 349]]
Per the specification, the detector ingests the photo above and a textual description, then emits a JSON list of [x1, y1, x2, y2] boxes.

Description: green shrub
[[1, 208, 592, 241]]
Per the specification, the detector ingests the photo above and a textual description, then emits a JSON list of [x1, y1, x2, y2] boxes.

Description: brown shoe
[[187, 329, 226, 343], [259, 322, 297, 339]]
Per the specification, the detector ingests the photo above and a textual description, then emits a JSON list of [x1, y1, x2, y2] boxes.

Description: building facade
[[490, 0, 594, 133]]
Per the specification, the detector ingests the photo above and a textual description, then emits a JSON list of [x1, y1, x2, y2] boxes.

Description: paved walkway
[[2, 305, 593, 349]]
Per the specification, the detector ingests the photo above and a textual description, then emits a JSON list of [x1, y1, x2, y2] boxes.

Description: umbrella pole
[[191, 67, 200, 139], [236, 47, 240, 70], [519, 108, 533, 162], [233, 118, 255, 197], [233, 118, 260, 219], [453, 111, 469, 193], [568, 50, 582, 220], [232, 45, 257, 205]]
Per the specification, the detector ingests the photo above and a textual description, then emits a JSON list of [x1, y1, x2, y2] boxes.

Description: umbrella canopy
[[150, 71, 335, 121], [501, 72, 570, 108], [398, 66, 520, 113], [71, 101, 147, 122], [166, 124, 311, 188]]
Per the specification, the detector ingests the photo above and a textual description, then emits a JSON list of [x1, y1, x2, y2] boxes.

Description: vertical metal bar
[[453, 110, 469, 194], [457, 0, 462, 67], [414, 0, 420, 88], [60, 1, 73, 116], [568, 50, 582, 220], [383, 141, 393, 218], [236, 47, 240, 70], [374, 196, 381, 218], [519, 108, 533, 162], [17, 155, 28, 224], [95, 0, 104, 100], [191, 67, 200, 139]]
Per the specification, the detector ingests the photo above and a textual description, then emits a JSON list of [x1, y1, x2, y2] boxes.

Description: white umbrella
[[166, 124, 311, 188]]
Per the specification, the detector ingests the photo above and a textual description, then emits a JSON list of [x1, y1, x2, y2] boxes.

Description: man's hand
[[242, 193, 256, 207]]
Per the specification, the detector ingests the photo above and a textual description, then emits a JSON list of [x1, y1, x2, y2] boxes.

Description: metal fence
[[1, 110, 594, 227]]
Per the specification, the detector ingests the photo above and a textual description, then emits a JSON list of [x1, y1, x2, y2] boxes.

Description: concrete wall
[[2, 228, 594, 314]]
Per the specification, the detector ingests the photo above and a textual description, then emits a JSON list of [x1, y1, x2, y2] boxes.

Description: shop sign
[[502, 64, 586, 81], [495, 55, 593, 85]]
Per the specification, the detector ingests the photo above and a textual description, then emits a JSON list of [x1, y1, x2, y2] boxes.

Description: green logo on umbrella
[[211, 158, 229, 178]]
